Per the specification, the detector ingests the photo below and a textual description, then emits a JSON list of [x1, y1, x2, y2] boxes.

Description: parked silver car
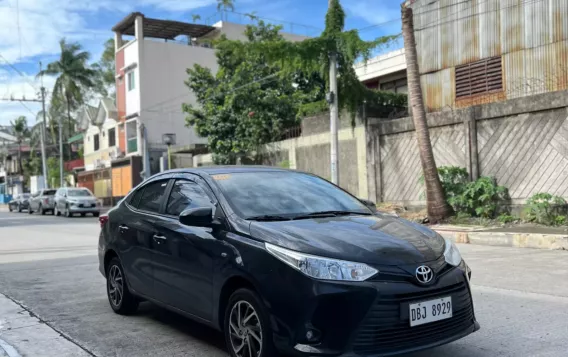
[[54, 187, 100, 218], [28, 189, 57, 215]]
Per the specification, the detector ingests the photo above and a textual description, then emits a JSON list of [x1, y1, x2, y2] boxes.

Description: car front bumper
[[260, 259, 479, 357], [68, 205, 100, 213]]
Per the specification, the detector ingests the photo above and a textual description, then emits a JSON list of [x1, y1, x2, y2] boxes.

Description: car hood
[[249, 214, 445, 265]]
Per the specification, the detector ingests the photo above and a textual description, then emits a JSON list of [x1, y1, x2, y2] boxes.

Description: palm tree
[[10, 116, 29, 175], [37, 39, 97, 138], [401, 4, 451, 222], [217, 0, 235, 21], [191, 14, 201, 23]]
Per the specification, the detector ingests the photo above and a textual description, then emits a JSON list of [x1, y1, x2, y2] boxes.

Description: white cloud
[[139, 0, 217, 12]]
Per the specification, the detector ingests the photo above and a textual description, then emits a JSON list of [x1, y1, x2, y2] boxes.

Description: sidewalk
[[0, 293, 90, 357], [434, 224, 568, 250]]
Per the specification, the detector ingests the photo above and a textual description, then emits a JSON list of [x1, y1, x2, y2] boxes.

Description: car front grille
[[352, 282, 474, 355]]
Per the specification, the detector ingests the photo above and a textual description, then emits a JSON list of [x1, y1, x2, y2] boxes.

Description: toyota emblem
[[416, 265, 434, 284]]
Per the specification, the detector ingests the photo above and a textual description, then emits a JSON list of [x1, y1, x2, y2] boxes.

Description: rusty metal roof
[[112, 12, 216, 40]]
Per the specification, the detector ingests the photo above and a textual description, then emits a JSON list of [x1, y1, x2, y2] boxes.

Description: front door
[[151, 176, 219, 321]]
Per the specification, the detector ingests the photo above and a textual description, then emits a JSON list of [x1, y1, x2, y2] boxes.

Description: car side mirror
[[360, 198, 377, 212], [179, 207, 214, 227]]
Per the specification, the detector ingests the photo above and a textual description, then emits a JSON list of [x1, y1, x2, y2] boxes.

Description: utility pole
[[328, 0, 339, 185], [59, 113, 64, 187], [39, 62, 49, 189]]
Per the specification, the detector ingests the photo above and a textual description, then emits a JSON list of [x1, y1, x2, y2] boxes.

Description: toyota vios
[[98, 167, 479, 357]]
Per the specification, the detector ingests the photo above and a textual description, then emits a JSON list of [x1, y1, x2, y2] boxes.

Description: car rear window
[[22, 194, 30, 198], [44, 190, 56, 196]]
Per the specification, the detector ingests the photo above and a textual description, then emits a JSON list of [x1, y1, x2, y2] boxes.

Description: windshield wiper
[[293, 210, 371, 220], [246, 215, 291, 221]]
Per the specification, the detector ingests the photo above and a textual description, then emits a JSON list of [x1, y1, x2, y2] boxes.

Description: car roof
[[164, 166, 292, 176]]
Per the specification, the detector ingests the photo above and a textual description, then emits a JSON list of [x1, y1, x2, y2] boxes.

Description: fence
[[368, 90, 568, 206]]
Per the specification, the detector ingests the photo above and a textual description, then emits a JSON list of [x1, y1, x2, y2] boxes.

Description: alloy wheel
[[229, 301, 263, 357], [108, 265, 124, 307]]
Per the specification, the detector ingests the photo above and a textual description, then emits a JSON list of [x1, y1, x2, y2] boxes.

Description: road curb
[[434, 228, 568, 250]]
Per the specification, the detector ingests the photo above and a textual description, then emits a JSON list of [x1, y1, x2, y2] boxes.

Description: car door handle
[[153, 234, 167, 243], [118, 225, 129, 231]]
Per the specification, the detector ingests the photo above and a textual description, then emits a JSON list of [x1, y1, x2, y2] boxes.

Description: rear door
[[116, 178, 171, 298], [150, 175, 220, 320]]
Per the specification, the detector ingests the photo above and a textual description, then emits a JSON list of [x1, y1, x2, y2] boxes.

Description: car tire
[[54, 206, 61, 216], [106, 257, 139, 315], [81, 213, 86, 217], [28, 207, 33, 214], [40, 205, 46, 215], [64, 205, 72, 218], [18, 204, 22, 213], [8, 205, 12, 212], [224, 289, 276, 357]]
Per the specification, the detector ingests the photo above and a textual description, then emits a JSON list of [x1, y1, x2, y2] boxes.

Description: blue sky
[[0, 0, 403, 127]]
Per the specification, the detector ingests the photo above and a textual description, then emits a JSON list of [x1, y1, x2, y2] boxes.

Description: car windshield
[[67, 189, 92, 197], [44, 190, 56, 196], [213, 171, 369, 219], [22, 194, 30, 198]]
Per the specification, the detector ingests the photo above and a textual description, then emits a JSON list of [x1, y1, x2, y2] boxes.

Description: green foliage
[[497, 214, 517, 224], [242, 0, 400, 125], [91, 38, 116, 97], [524, 193, 567, 226], [184, 21, 324, 164], [451, 177, 509, 218], [298, 100, 328, 118], [365, 90, 408, 117], [47, 157, 70, 188], [420, 166, 508, 218], [278, 160, 290, 169]]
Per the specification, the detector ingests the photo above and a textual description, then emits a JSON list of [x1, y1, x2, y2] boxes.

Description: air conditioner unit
[[95, 159, 104, 168]]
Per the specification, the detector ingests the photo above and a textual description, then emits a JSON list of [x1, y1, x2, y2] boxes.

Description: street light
[[162, 133, 176, 170]]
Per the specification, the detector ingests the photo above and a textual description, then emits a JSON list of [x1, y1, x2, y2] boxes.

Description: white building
[[355, 49, 408, 94], [112, 12, 308, 174]]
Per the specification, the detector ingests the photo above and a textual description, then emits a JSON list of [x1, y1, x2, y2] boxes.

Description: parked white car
[[54, 187, 100, 218]]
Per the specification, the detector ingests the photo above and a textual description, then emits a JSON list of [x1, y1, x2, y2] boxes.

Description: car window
[[67, 189, 92, 197], [213, 171, 369, 218], [136, 180, 170, 213], [165, 180, 213, 216], [44, 190, 56, 196], [129, 187, 146, 208], [22, 194, 30, 199], [55, 189, 62, 196]]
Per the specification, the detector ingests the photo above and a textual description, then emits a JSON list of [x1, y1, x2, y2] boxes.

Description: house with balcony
[[110, 12, 308, 197], [355, 48, 408, 94]]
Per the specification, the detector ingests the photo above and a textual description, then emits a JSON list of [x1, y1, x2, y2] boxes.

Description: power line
[[0, 53, 37, 90], [141, 72, 282, 113]]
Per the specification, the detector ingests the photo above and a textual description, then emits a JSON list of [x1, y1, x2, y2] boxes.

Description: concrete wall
[[369, 90, 568, 206], [140, 40, 216, 148], [191, 117, 369, 198]]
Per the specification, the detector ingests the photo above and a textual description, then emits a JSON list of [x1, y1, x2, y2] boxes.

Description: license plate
[[409, 296, 452, 327]]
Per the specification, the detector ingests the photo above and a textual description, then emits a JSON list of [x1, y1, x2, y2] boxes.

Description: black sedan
[[98, 167, 479, 357], [8, 193, 31, 212]]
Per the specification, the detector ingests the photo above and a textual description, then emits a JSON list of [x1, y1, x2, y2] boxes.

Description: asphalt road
[[0, 211, 567, 357]]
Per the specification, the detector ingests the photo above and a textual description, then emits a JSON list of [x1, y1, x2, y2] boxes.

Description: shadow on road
[[137, 302, 227, 352]]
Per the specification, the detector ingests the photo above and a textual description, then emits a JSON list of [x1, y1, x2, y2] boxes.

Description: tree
[[183, 21, 324, 164], [191, 14, 201, 23], [244, 0, 398, 125], [37, 39, 97, 136], [10, 116, 29, 175], [217, 0, 235, 20], [401, 3, 451, 221], [92, 38, 116, 98], [245, 12, 258, 22]]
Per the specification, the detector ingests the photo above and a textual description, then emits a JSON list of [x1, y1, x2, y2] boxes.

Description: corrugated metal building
[[413, 0, 568, 111]]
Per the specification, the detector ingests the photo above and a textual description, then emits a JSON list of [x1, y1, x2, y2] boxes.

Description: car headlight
[[443, 238, 462, 266], [265, 243, 378, 281]]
